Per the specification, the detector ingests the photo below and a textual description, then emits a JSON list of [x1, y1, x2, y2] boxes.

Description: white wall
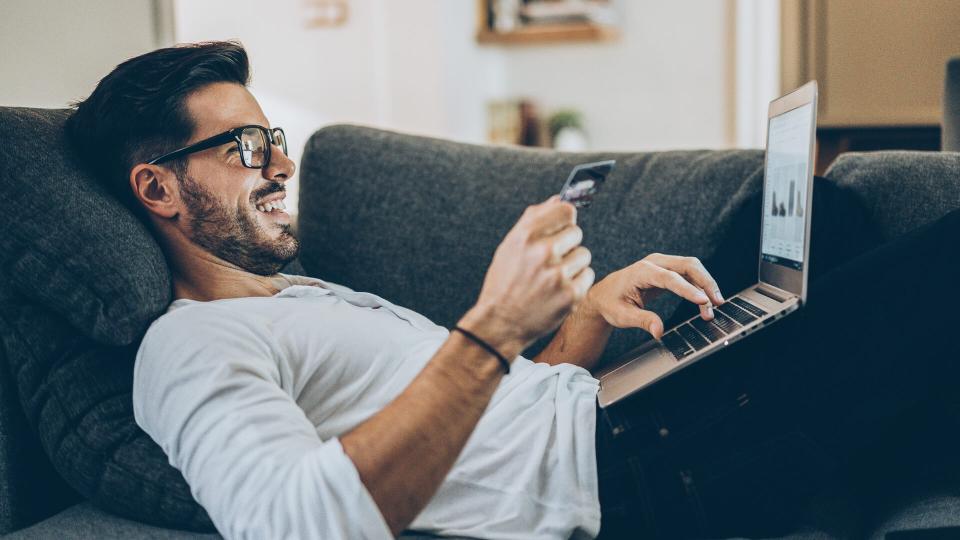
[[377, 1, 504, 143], [0, 0, 164, 108], [0, 0, 745, 152], [2, 0, 745, 210], [174, 0, 508, 213], [734, 0, 781, 148], [173, 0, 743, 211], [497, 1, 736, 151]]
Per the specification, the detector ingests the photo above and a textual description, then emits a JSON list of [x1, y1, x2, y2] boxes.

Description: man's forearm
[[534, 298, 612, 371], [340, 305, 524, 536]]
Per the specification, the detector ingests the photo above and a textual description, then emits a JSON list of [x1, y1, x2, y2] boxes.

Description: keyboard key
[[690, 317, 726, 342], [677, 323, 710, 351], [717, 302, 757, 326], [662, 330, 694, 360], [712, 310, 741, 333], [731, 297, 768, 317]]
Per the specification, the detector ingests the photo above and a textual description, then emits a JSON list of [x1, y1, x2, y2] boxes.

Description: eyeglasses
[[147, 125, 288, 169]]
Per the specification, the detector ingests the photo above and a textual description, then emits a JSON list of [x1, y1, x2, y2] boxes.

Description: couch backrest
[[825, 150, 960, 241], [298, 125, 767, 362], [298, 126, 960, 364]]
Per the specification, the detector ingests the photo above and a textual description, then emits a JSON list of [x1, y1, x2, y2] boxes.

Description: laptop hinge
[[754, 285, 790, 303]]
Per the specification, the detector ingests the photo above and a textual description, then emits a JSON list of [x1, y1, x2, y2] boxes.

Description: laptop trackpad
[[598, 343, 676, 407]]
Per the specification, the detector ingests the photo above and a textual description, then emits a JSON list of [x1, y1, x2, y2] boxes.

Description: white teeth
[[256, 199, 286, 213]]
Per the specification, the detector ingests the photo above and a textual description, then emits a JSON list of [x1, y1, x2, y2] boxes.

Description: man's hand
[[582, 253, 724, 340], [343, 196, 593, 534], [461, 196, 595, 356]]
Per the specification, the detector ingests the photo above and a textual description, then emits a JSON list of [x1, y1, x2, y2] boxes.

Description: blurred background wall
[[2, 0, 958, 210], [0, 0, 171, 108]]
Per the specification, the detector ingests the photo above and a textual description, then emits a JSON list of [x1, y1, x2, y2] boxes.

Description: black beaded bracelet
[[451, 326, 511, 374]]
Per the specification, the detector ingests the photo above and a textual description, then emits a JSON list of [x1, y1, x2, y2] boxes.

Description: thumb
[[615, 305, 665, 339]]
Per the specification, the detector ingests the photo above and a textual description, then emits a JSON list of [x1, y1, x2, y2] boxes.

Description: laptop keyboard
[[661, 296, 769, 361], [677, 322, 710, 350], [730, 297, 768, 318], [661, 331, 695, 360], [690, 316, 725, 342], [716, 302, 759, 326], [710, 309, 741, 333]]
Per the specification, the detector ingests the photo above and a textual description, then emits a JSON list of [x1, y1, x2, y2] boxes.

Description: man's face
[[174, 82, 299, 275]]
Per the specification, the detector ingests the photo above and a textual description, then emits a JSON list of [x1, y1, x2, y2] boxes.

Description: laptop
[[597, 81, 819, 409]]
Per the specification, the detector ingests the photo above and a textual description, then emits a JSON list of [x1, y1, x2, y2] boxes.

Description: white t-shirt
[[133, 276, 601, 540]]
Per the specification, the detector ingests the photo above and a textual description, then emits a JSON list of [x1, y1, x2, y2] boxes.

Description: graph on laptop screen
[[761, 102, 814, 271]]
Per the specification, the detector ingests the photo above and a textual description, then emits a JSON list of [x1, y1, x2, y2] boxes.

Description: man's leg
[[597, 207, 960, 539]]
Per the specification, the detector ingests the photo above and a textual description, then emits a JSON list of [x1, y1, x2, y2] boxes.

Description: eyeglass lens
[[239, 127, 288, 168], [272, 128, 287, 156], [240, 127, 268, 167]]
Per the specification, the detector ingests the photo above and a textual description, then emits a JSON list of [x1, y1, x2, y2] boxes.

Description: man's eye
[[227, 146, 239, 154]]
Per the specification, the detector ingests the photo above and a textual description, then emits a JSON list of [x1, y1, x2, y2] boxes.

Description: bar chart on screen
[[761, 101, 814, 269], [762, 162, 807, 264]]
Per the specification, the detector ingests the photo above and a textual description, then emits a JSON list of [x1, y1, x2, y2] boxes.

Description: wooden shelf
[[477, 23, 619, 45]]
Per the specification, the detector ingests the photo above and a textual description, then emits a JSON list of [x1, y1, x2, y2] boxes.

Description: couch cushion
[[0, 107, 171, 345], [0, 298, 213, 532], [298, 125, 766, 362], [0, 107, 213, 531], [4, 503, 220, 540], [824, 151, 960, 242], [0, 334, 79, 535], [4, 502, 477, 540], [869, 495, 960, 540]]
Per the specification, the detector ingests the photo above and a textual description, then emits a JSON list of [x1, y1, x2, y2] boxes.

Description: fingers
[[570, 266, 595, 300], [698, 300, 715, 321], [559, 246, 591, 279], [551, 226, 583, 263], [645, 262, 710, 307], [644, 253, 724, 306], [553, 231, 592, 301], [612, 303, 665, 339], [637, 310, 665, 340], [528, 197, 577, 238]]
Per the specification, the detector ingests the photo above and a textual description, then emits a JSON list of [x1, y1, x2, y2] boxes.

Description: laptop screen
[[760, 102, 815, 272]]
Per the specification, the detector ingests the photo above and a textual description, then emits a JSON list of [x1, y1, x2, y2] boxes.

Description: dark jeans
[[595, 195, 960, 539]]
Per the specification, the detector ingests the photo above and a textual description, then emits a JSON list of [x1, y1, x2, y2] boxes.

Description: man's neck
[[169, 244, 290, 302]]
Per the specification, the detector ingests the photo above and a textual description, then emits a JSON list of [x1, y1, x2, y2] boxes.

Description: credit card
[[559, 159, 616, 208]]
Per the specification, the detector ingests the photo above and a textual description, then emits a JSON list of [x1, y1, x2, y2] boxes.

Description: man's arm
[[342, 197, 595, 535], [136, 198, 592, 539], [135, 312, 396, 540], [340, 307, 516, 536], [535, 253, 726, 372], [533, 295, 613, 370]]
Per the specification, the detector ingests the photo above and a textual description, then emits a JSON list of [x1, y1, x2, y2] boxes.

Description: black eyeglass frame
[[146, 125, 287, 169]]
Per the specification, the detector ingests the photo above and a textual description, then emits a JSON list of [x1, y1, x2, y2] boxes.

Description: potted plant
[[548, 109, 588, 151]]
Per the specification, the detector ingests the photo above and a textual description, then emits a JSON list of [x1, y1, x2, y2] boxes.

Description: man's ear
[[130, 164, 179, 219]]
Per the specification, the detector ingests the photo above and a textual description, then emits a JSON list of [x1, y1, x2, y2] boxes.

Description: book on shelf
[[519, 0, 616, 27], [483, 0, 617, 34]]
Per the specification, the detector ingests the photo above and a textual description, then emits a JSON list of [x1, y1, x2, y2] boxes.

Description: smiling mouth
[[255, 199, 288, 213]]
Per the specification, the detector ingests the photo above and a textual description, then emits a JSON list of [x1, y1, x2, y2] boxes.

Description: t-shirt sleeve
[[132, 306, 392, 540]]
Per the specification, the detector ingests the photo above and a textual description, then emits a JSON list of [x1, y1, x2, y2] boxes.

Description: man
[[67, 42, 960, 539]]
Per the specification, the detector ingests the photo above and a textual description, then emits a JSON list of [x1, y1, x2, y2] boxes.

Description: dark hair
[[65, 41, 250, 214]]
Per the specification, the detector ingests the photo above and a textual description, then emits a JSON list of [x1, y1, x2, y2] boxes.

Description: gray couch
[[1, 107, 959, 539]]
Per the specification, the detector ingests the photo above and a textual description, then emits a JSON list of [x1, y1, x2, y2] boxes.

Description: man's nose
[[263, 145, 296, 183]]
